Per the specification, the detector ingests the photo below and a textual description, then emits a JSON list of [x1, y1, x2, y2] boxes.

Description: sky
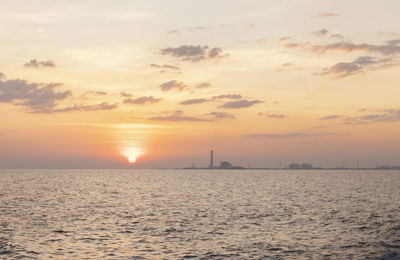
[[1, 0, 400, 168]]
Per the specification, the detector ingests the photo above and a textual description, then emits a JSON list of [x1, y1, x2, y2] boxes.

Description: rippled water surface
[[1, 169, 400, 259]]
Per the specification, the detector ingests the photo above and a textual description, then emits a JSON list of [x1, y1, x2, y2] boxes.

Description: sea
[[0, 169, 399, 259]]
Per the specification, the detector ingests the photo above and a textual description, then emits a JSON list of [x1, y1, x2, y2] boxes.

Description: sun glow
[[122, 146, 143, 164]]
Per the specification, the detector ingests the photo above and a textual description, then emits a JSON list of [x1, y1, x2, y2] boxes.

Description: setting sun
[[128, 156, 136, 163]]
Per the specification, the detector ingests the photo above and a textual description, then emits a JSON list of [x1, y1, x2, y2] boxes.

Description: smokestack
[[209, 150, 214, 168]]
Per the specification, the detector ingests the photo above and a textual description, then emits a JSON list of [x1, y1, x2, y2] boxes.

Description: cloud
[[295, 40, 400, 56], [282, 36, 400, 77], [267, 114, 286, 119], [0, 73, 70, 113], [207, 111, 235, 120], [275, 62, 304, 72], [123, 96, 162, 105], [24, 59, 56, 68], [319, 115, 343, 120], [120, 92, 132, 97], [318, 56, 398, 78], [160, 45, 229, 62], [282, 62, 293, 67], [220, 99, 263, 109], [319, 109, 400, 125], [213, 94, 242, 100], [188, 26, 212, 31], [179, 93, 243, 105], [279, 37, 292, 42], [167, 30, 179, 35], [150, 63, 180, 72], [313, 13, 339, 18], [331, 33, 345, 39], [312, 28, 329, 37], [148, 110, 212, 122], [342, 109, 400, 124], [282, 38, 400, 56], [159, 80, 187, 91], [51, 102, 118, 113], [258, 112, 286, 118], [244, 132, 339, 139], [180, 98, 210, 105], [255, 39, 268, 45], [79, 90, 108, 99], [196, 82, 211, 89]]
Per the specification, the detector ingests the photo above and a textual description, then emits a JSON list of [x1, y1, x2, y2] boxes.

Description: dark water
[[1, 169, 399, 259]]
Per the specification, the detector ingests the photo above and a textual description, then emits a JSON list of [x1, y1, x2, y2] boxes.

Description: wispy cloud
[[51, 102, 118, 113], [220, 99, 263, 109], [196, 82, 211, 89], [123, 96, 162, 105], [342, 109, 400, 124], [180, 93, 244, 105], [285, 39, 400, 56], [312, 28, 329, 37], [319, 109, 400, 124], [148, 110, 235, 122], [180, 98, 210, 105], [188, 26, 213, 31], [24, 59, 56, 68], [319, 115, 343, 120], [148, 110, 212, 122], [283, 37, 400, 77], [331, 33, 345, 39], [120, 92, 132, 97], [161, 45, 229, 62], [275, 62, 304, 72], [313, 13, 339, 18], [159, 80, 187, 91], [317, 56, 398, 78], [80, 91, 108, 99], [258, 112, 286, 118], [207, 111, 235, 120], [213, 94, 242, 100], [150, 63, 180, 73], [268, 114, 286, 119], [244, 132, 339, 139], [166, 30, 179, 35], [255, 38, 268, 45], [279, 36, 292, 42]]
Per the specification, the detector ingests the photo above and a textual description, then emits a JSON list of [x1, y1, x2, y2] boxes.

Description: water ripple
[[0, 169, 399, 258]]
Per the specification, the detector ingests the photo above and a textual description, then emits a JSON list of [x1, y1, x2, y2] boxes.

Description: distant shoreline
[[180, 167, 400, 171]]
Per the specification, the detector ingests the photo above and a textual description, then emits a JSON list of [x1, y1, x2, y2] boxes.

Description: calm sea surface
[[0, 169, 399, 259]]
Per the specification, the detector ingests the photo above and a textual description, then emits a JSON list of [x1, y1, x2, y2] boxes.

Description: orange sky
[[1, 0, 400, 168]]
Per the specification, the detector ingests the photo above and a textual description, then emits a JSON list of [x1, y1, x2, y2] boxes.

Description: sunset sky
[[1, 0, 400, 168]]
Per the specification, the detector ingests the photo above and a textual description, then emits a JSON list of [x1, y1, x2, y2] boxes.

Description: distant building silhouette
[[289, 163, 313, 169], [289, 163, 300, 169], [301, 163, 312, 169], [209, 150, 214, 169], [219, 161, 232, 168]]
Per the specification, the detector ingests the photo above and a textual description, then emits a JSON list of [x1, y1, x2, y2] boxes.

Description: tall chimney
[[210, 150, 214, 168]]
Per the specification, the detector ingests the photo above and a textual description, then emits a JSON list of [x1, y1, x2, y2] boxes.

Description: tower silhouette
[[209, 150, 214, 168]]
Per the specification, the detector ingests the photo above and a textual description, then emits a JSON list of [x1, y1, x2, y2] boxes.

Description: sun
[[122, 147, 142, 164]]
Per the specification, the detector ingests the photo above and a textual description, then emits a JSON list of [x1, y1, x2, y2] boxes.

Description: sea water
[[1, 169, 399, 259]]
